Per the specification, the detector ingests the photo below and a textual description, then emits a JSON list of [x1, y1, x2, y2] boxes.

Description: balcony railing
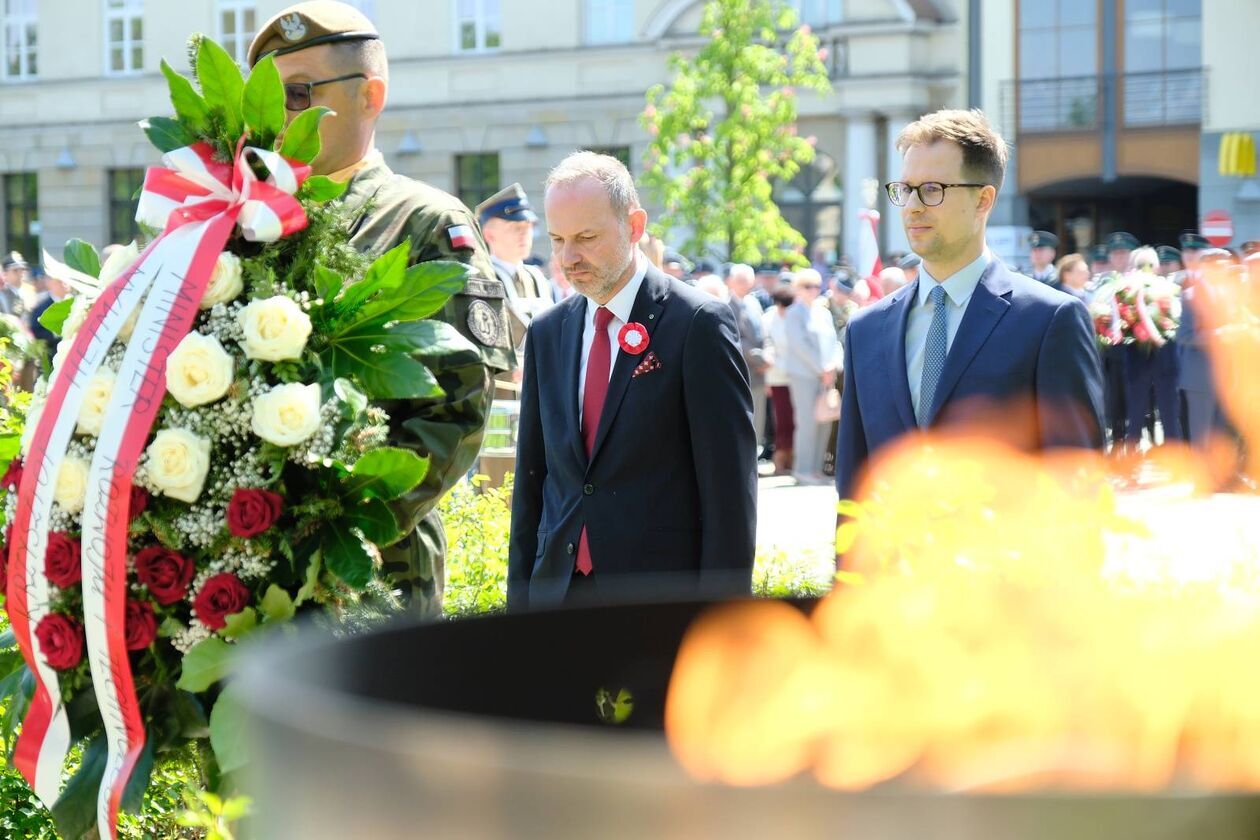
[[1000, 68, 1205, 135]]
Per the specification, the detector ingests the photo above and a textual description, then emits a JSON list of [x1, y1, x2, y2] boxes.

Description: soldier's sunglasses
[[283, 73, 368, 111], [885, 181, 988, 207]]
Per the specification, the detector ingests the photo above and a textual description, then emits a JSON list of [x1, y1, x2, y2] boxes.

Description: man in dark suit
[[509, 151, 756, 610], [835, 110, 1104, 534]]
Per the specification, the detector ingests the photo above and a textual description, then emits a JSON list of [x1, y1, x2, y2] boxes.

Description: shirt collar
[[917, 249, 992, 308], [586, 252, 647, 327], [491, 254, 521, 274], [327, 148, 383, 184]]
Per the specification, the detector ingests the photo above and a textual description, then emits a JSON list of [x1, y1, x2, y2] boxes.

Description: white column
[[883, 115, 912, 255], [842, 116, 878, 262]]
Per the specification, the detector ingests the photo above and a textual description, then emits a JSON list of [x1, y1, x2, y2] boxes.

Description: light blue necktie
[[917, 285, 948, 427]]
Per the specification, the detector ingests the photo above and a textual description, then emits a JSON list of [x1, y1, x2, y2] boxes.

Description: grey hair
[[726, 262, 754, 283], [1130, 246, 1159, 272], [545, 151, 641, 219]]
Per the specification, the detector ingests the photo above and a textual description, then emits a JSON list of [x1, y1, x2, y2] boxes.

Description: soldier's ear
[[364, 76, 387, 119]]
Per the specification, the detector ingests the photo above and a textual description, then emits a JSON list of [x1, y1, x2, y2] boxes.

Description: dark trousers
[[1103, 346, 1127, 445], [1123, 344, 1182, 444]]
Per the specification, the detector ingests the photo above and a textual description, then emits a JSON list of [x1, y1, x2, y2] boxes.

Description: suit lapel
[[926, 261, 1013, 424], [558, 295, 587, 466], [883, 284, 918, 429], [588, 269, 668, 467]]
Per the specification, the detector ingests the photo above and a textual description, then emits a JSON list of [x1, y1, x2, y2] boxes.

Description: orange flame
[[667, 261, 1260, 794]]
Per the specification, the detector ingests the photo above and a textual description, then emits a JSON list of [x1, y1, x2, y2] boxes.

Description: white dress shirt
[[578, 253, 648, 408], [905, 250, 991, 418]]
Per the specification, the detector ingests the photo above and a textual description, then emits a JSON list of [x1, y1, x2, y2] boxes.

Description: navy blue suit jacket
[[508, 265, 757, 610], [835, 259, 1105, 502]]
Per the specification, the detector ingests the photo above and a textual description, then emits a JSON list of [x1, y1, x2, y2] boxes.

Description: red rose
[[35, 613, 85, 671], [129, 486, 150, 523], [193, 573, 251, 631], [124, 599, 158, 651], [1, 458, 22, 491], [134, 546, 196, 606], [45, 532, 82, 589], [226, 488, 283, 538]]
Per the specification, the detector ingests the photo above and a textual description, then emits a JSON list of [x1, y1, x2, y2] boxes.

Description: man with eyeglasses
[[835, 110, 1104, 565], [249, 2, 516, 619]]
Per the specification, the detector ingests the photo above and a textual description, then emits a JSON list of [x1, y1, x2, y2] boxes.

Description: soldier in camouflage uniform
[[250, 2, 515, 618]]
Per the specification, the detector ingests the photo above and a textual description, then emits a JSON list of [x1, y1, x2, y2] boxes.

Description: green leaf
[[62, 238, 101, 278], [160, 58, 211, 133], [142, 115, 197, 153], [159, 616, 187, 639], [300, 175, 349, 203], [209, 692, 251, 774], [345, 497, 401, 546], [359, 260, 468, 323], [196, 38, 246, 139], [294, 547, 322, 606], [37, 297, 73, 337], [345, 447, 430, 502], [314, 264, 344, 302], [320, 316, 445, 400], [241, 54, 285, 145], [323, 526, 375, 589], [259, 584, 295, 623], [395, 319, 480, 364], [278, 106, 331, 164], [120, 740, 155, 815], [338, 240, 410, 311], [51, 736, 107, 840], [0, 434, 18, 464], [176, 637, 233, 693], [222, 607, 258, 639], [0, 628, 15, 649], [333, 377, 368, 417]]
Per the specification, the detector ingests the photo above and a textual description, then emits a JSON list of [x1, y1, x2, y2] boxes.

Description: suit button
[[566, 542, 576, 555], [583, 483, 594, 496]]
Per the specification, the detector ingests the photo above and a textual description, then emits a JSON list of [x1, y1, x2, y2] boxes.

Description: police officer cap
[[1090, 244, 1110, 263], [1030, 230, 1059, 250], [754, 263, 780, 275], [1, 251, 27, 270], [248, 1, 380, 68], [831, 272, 855, 292], [475, 183, 537, 225], [1105, 231, 1139, 252], [1155, 245, 1182, 265], [896, 253, 921, 270], [1179, 230, 1211, 251], [1242, 240, 1260, 257]]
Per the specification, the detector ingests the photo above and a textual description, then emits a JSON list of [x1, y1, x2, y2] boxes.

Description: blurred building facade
[[0, 0, 1253, 269]]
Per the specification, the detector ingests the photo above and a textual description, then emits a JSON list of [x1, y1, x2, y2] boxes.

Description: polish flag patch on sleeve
[[447, 224, 476, 250]]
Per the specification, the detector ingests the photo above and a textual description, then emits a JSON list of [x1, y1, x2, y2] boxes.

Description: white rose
[[165, 333, 234, 407], [251, 383, 322, 447], [237, 296, 311, 361], [201, 252, 244, 310], [76, 367, 116, 437], [99, 241, 141, 286], [144, 428, 212, 504], [54, 455, 89, 514]]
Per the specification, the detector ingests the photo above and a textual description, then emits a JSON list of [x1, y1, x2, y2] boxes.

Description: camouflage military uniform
[[340, 157, 515, 618]]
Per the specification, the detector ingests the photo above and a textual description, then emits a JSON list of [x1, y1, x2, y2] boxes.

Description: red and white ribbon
[[6, 140, 308, 838]]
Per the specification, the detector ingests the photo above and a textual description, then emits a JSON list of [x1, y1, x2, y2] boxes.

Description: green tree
[[640, 0, 831, 266]]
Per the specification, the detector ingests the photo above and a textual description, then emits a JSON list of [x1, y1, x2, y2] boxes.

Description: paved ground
[[755, 474, 837, 557]]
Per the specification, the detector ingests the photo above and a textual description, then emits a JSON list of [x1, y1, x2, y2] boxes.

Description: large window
[[1123, 0, 1201, 126], [586, 0, 633, 45], [217, 0, 255, 66], [793, 0, 842, 27], [455, 153, 499, 210], [3, 0, 37, 81], [1017, 0, 1098, 131], [4, 173, 38, 262], [455, 0, 500, 53], [104, 0, 143, 75], [108, 169, 145, 246]]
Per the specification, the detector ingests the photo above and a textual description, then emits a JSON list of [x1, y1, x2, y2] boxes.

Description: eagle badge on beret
[[279, 13, 307, 41]]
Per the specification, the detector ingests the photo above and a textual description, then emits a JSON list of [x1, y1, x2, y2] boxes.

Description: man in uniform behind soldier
[[250, 1, 515, 618], [1157, 245, 1183, 276], [1028, 230, 1059, 288], [1098, 232, 1139, 447], [476, 183, 552, 394]]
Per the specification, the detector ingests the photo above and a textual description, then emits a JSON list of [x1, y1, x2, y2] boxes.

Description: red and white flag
[[447, 224, 475, 250]]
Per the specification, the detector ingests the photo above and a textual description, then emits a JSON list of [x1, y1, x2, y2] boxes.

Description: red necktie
[[576, 306, 614, 575]]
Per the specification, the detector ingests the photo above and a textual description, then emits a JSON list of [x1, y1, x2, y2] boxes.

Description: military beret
[[831, 272, 855, 292], [475, 183, 537, 225], [896, 253, 921, 270], [1242, 240, 1260, 257], [1030, 230, 1059, 250], [1, 251, 27, 270], [1179, 230, 1211, 250], [248, 1, 380, 68], [1155, 245, 1182, 265], [1105, 231, 1139, 251], [1090, 244, 1110, 263]]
